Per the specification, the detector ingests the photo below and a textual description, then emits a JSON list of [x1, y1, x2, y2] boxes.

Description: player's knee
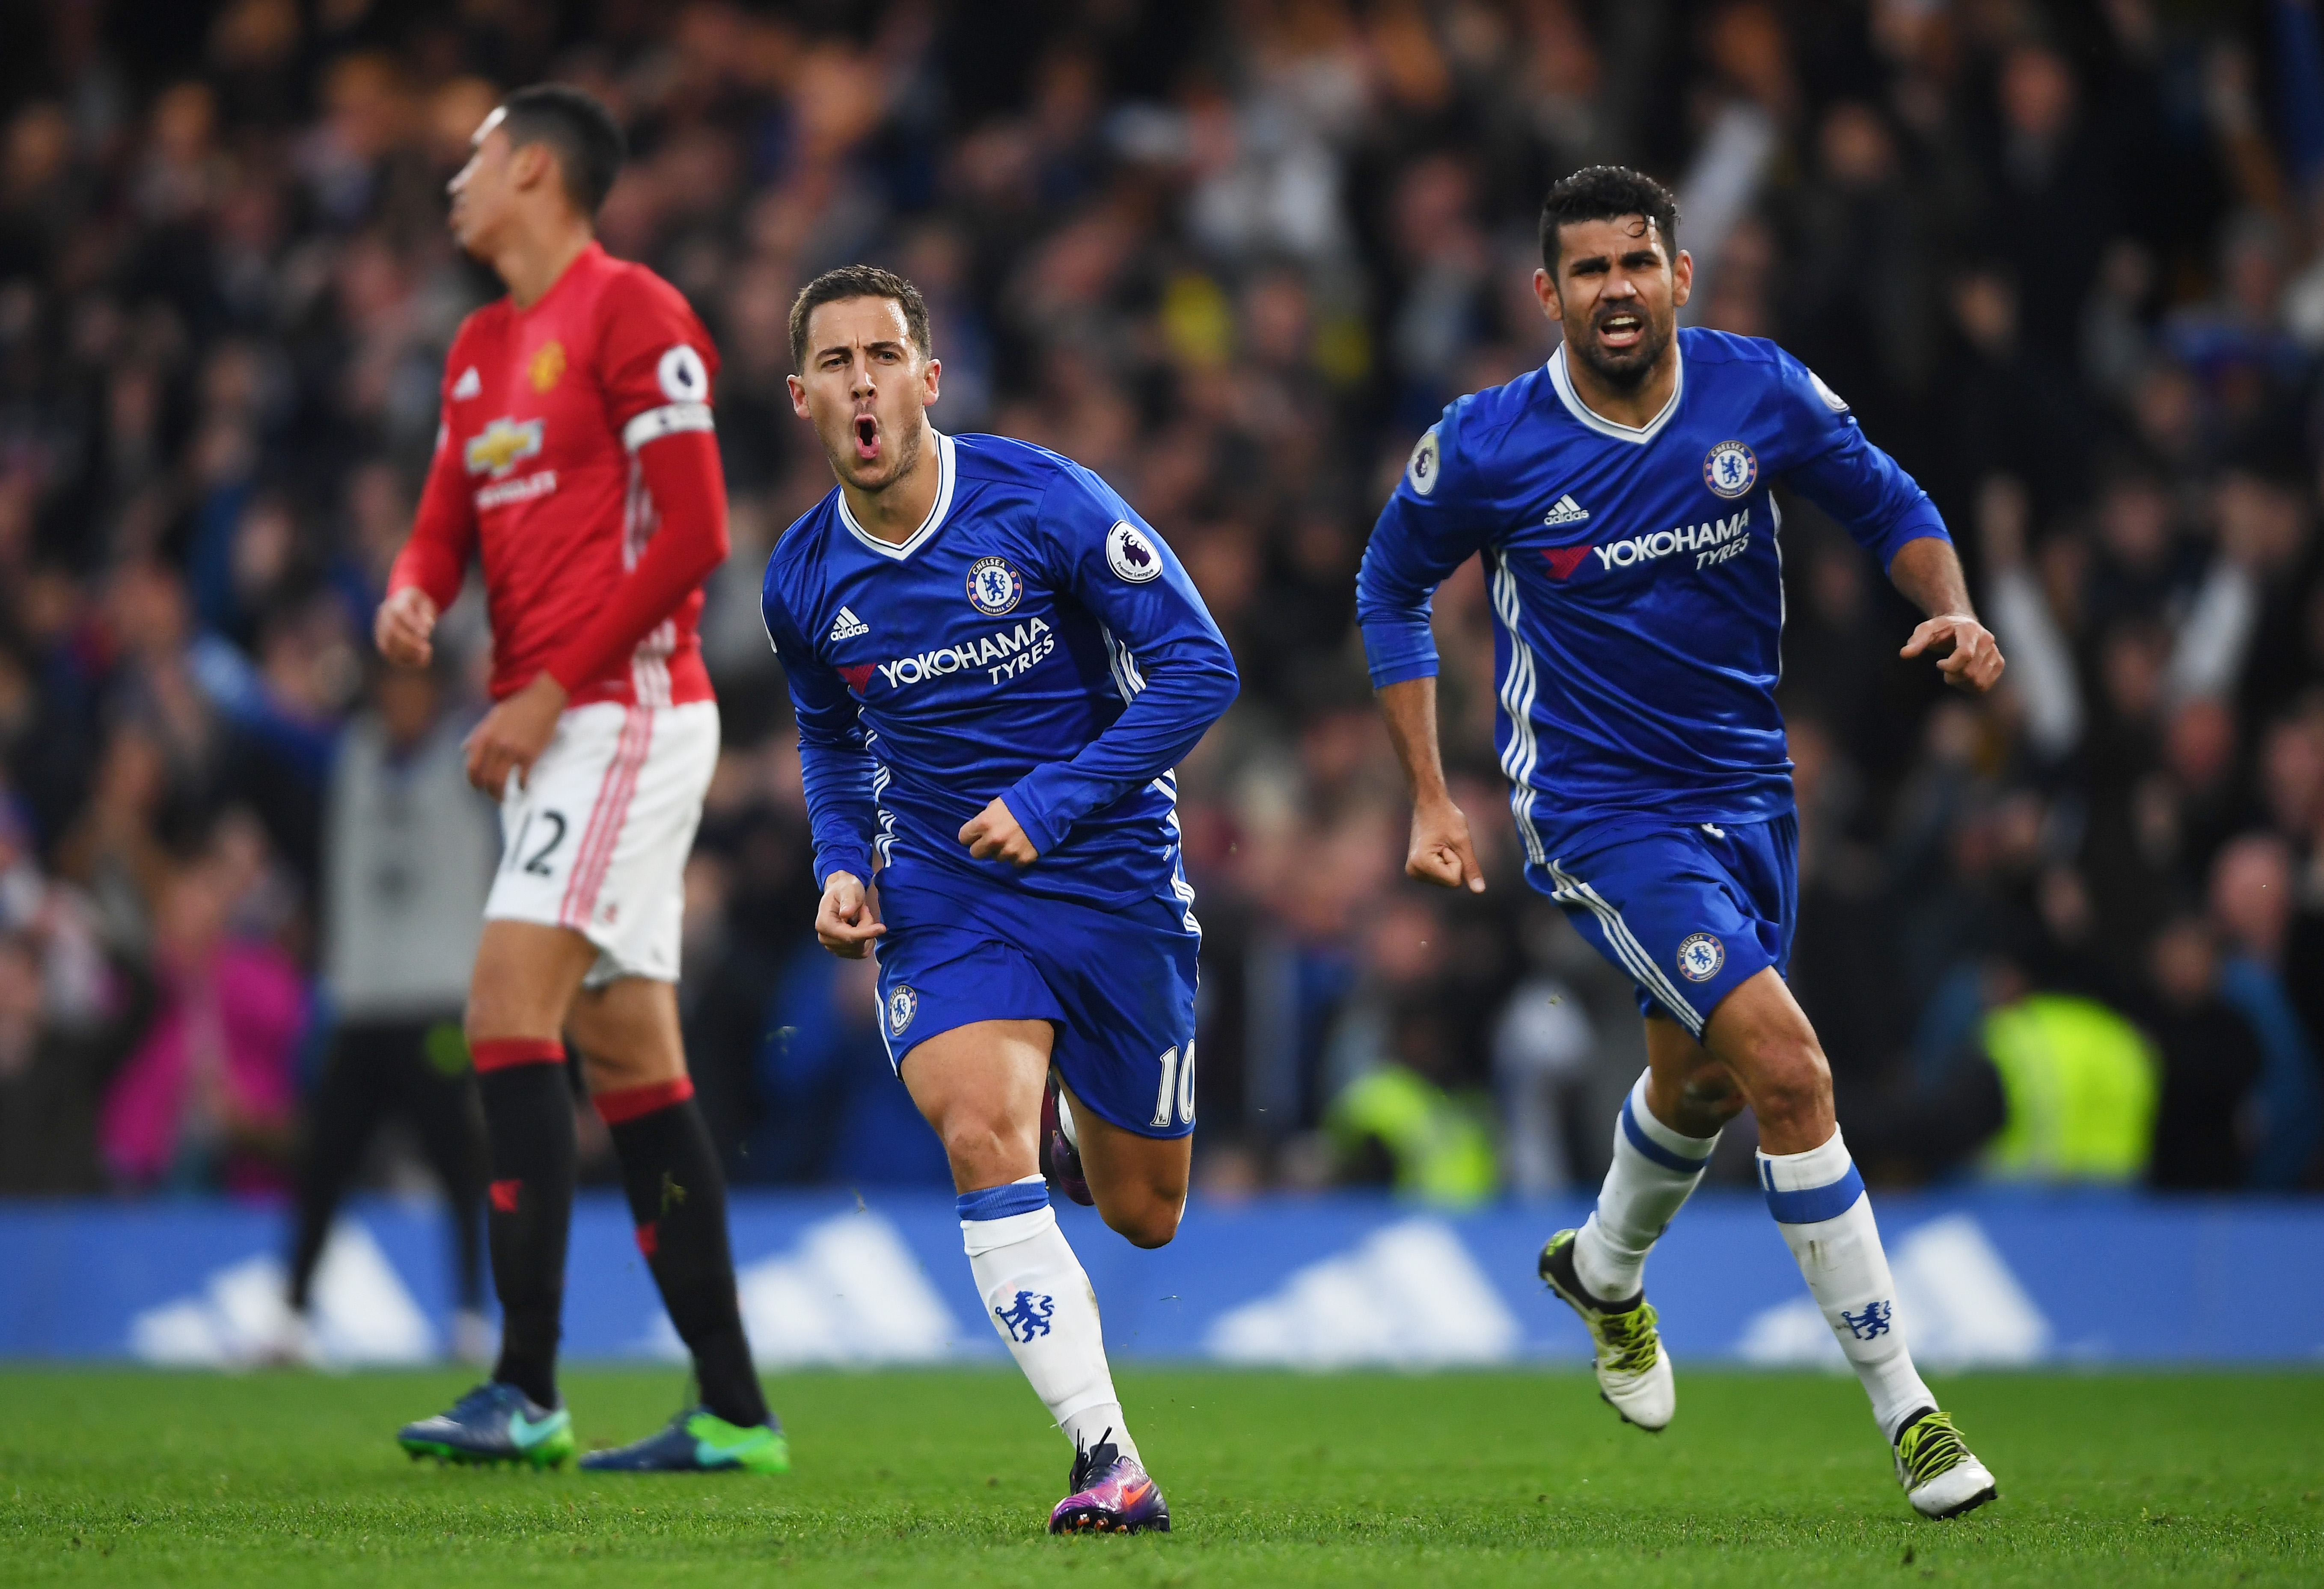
[[1676, 1077, 1748, 1134], [1745, 1041, 1831, 1131], [937, 1113, 1021, 1185], [463, 1000, 538, 1050], [465, 977, 567, 1050], [576, 1044, 666, 1095], [1104, 1193, 1182, 1250]]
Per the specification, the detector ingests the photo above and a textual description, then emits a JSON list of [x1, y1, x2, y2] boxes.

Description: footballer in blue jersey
[[763, 266, 1235, 1535], [1358, 168, 2003, 1520]]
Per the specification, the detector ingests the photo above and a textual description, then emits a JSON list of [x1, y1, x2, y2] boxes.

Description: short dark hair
[[1539, 165, 1680, 272], [498, 84, 626, 218], [788, 265, 933, 372]]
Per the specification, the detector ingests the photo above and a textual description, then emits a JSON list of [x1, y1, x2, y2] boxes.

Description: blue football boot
[[577, 1407, 790, 1473], [398, 1382, 574, 1468]]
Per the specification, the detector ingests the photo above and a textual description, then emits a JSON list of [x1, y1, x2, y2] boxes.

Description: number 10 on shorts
[[1150, 1042, 1196, 1129]]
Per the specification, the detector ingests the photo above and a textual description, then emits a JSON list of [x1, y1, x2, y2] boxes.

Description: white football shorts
[[483, 699, 719, 986]]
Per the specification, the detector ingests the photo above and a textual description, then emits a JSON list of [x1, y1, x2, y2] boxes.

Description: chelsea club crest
[[887, 985, 918, 1036], [966, 556, 1023, 616], [1703, 440, 1757, 500], [1676, 933, 1725, 983]]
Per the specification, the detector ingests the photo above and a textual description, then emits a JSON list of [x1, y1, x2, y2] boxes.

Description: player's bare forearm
[[1377, 677, 1451, 805], [1889, 536, 2005, 694], [1375, 676, 1484, 893], [1888, 535, 1974, 620], [815, 871, 886, 958]]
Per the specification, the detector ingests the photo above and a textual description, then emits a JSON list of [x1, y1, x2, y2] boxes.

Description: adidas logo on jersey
[[452, 366, 481, 400], [1542, 494, 1590, 526], [828, 607, 870, 641]]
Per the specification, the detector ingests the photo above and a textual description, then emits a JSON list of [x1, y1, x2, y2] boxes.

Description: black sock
[[600, 1083, 767, 1427], [475, 1055, 575, 1409]]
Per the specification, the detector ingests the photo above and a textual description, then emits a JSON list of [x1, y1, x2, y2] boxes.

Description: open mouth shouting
[[853, 413, 881, 464], [1596, 306, 1647, 352]]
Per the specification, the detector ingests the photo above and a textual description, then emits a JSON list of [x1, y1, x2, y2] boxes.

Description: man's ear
[[1670, 248, 1694, 309], [1532, 266, 1561, 324], [508, 140, 555, 195]]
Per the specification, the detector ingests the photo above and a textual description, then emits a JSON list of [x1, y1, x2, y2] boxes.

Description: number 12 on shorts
[[1150, 1042, 1196, 1129], [505, 810, 568, 876]]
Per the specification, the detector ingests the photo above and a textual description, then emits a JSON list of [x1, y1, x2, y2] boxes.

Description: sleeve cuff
[[537, 649, 585, 695], [814, 848, 873, 891], [386, 551, 462, 614], [1879, 516, 1952, 575], [1367, 656, 1440, 690], [1359, 619, 1441, 690], [1000, 780, 1073, 858]]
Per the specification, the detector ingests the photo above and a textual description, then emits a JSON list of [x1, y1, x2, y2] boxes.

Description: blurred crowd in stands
[[1, 0, 2322, 1215]]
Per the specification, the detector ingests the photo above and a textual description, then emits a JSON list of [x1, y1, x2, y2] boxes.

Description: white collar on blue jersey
[[1544, 340, 1685, 445], [838, 429, 957, 560]]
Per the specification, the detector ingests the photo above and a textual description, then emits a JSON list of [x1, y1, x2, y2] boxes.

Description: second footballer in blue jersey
[[1357, 166, 2006, 1519], [763, 265, 1235, 1536]]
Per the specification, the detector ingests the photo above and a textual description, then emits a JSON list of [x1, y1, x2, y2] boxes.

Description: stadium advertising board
[[0, 1191, 2315, 1366]]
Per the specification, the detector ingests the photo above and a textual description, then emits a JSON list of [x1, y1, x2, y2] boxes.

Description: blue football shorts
[[1527, 814, 1798, 1041], [868, 860, 1201, 1140]]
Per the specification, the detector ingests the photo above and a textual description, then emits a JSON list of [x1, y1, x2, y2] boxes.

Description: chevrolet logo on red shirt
[[464, 417, 544, 478]]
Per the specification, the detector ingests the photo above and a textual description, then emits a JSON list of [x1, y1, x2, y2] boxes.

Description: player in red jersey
[[378, 86, 785, 1475]]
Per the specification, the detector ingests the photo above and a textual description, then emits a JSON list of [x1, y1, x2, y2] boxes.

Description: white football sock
[[960, 1175, 1138, 1466], [1573, 1070, 1719, 1301], [1759, 1126, 1934, 1440]]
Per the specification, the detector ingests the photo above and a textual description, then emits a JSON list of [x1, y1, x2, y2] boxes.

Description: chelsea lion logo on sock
[[1842, 1300, 1893, 1339], [886, 985, 918, 1035], [1676, 932, 1724, 982], [994, 1289, 1055, 1343]]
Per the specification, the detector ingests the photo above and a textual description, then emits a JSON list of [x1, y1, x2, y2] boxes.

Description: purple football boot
[[1040, 1071, 1094, 1207], [1047, 1429, 1169, 1535]]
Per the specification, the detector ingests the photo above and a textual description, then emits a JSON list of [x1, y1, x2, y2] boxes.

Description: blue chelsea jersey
[[761, 431, 1239, 915], [1356, 328, 1949, 862]]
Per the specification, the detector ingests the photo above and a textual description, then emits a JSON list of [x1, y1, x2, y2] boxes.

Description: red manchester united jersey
[[401, 242, 720, 708]]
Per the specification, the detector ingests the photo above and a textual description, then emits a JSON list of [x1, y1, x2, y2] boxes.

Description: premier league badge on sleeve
[[1106, 521, 1162, 583], [966, 556, 1024, 616], [1407, 425, 1440, 496], [1703, 440, 1757, 500], [657, 342, 709, 402], [886, 985, 918, 1036], [1676, 933, 1726, 983]]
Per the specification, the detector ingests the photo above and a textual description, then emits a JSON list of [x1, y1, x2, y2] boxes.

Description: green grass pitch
[[0, 1368, 2316, 1586]]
